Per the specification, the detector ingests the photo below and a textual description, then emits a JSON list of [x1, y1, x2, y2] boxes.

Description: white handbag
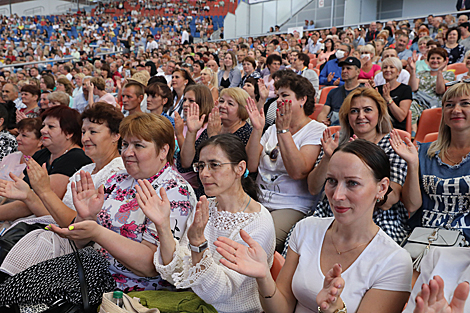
[[402, 227, 467, 271], [100, 292, 160, 313]]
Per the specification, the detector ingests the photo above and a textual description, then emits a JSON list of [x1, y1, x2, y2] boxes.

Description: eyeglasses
[[192, 161, 237, 173]]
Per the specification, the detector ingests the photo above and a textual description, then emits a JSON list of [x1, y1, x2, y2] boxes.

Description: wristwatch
[[276, 129, 290, 134], [318, 300, 347, 313], [188, 240, 209, 253], [387, 99, 394, 106]]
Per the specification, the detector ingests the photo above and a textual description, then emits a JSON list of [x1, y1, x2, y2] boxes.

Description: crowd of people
[[0, 6, 469, 313]]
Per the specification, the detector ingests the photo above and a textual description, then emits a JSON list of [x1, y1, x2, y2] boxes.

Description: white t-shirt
[[256, 120, 326, 214], [374, 69, 410, 86], [290, 217, 413, 313]]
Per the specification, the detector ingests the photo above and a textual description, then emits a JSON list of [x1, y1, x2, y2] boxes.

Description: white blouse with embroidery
[[154, 198, 276, 313]]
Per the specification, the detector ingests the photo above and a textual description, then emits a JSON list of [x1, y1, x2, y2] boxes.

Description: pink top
[[359, 64, 381, 80], [98, 93, 118, 107], [318, 50, 336, 63]]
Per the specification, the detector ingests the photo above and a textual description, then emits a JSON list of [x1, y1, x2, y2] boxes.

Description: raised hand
[[174, 112, 184, 138], [135, 179, 170, 229], [0, 172, 31, 200], [407, 55, 417, 73], [276, 100, 292, 132], [414, 276, 469, 313], [333, 77, 340, 86], [72, 171, 104, 221], [327, 72, 335, 83], [389, 129, 418, 166], [246, 97, 265, 131], [383, 82, 392, 103], [25, 157, 51, 196], [186, 102, 205, 134], [258, 79, 269, 101], [316, 264, 345, 313], [321, 128, 339, 159], [207, 106, 222, 138], [16, 110, 27, 123], [187, 196, 210, 246], [215, 229, 270, 278]]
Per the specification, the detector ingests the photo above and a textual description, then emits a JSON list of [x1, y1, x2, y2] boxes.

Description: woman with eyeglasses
[[178, 87, 251, 198], [139, 134, 275, 313], [246, 74, 326, 252]]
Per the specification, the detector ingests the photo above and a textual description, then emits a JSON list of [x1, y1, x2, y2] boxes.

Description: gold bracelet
[[318, 300, 347, 313], [263, 285, 277, 298]]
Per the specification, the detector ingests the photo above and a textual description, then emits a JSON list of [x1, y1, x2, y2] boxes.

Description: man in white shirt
[[308, 31, 322, 54], [374, 48, 410, 86], [156, 61, 176, 85], [181, 28, 189, 44], [146, 35, 158, 52]]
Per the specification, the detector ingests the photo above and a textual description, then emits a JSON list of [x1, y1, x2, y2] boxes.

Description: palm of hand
[[232, 245, 269, 278], [75, 189, 103, 220], [187, 114, 203, 133], [141, 194, 170, 227], [4, 180, 29, 200]]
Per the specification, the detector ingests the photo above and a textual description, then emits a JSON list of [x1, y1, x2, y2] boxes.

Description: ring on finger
[[280, 113, 284, 116]]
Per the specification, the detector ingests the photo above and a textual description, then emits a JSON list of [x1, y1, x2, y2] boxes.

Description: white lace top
[[154, 198, 276, 313]]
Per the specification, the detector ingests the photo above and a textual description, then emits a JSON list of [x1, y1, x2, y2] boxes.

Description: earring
[[243, 169, 249, 178], [376, 198, 380, 203]]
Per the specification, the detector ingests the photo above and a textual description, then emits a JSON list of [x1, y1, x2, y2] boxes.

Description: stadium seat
[[309, 103, 324, 121], [328, 125, 341, 136], [413, 108, 442, 143], [423, 132, 438, 143], [318, 86, 337, 105], [447, 63, 468, 76]]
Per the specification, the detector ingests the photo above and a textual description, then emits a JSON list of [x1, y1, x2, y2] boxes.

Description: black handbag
[[0, 239, 115, 312]]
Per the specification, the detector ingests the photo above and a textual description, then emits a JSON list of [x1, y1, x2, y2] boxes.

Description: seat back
[[318, 86, 337, 105], [413, 108, 442, 143], [328, 125, 341, 136], [447, 63, 468, 76], [423, 132, 439, 143], [309, 103, 324, 120]]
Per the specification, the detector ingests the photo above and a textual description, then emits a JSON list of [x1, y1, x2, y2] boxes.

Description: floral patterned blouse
[[95, 162, 197, 292]]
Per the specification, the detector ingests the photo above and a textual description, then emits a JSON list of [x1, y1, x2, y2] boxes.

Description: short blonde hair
[[382, 57, 402, 73], [360, 44, 376, 56], [220, 87, 250, 121], [119, 113, 175, 165], [339, 88, 392, 144], [48, 91, 70, 106]]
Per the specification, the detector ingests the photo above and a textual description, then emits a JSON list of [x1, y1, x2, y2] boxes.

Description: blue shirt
[[418, 142, 470, 241], [319, 59, 344, 86], [161, 111, 175, 127]]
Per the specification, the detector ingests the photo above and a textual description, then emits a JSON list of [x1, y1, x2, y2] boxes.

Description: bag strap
[[68, 239, 91, 313]]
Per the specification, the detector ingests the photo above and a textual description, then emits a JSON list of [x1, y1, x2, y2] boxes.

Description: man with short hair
[[317, 57, 363, 126], [110, 62, 122, 85], [61, 65, 73, 81], [87, 77, 117, 107], [156, 60, 176, 85], [1, 83, 20, 129], [308, 32, 322, 54], [353, 28, 365, 48], [458, 14, 469, 26], [293, 53, 319, 94], [146, 35, 158, 52], [374, 48, 410, 86], [319, 43, 351, 86], [29, 67, 41, 80], [236, 49, 246, 71], [460, 22, 470, 50], [395, 33, 413, 67], [122, 82, 144, 116], [365, 22, 378, 42]]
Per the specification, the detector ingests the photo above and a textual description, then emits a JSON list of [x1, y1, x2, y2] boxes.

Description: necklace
[[330, 229, 376, 255], [444, 149, 468, 165], [242, 196, 251, 213]]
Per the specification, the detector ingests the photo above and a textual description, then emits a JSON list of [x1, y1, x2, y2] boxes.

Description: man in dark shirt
[[317, 57, 363, 126], [365, 22, 379, 42]]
